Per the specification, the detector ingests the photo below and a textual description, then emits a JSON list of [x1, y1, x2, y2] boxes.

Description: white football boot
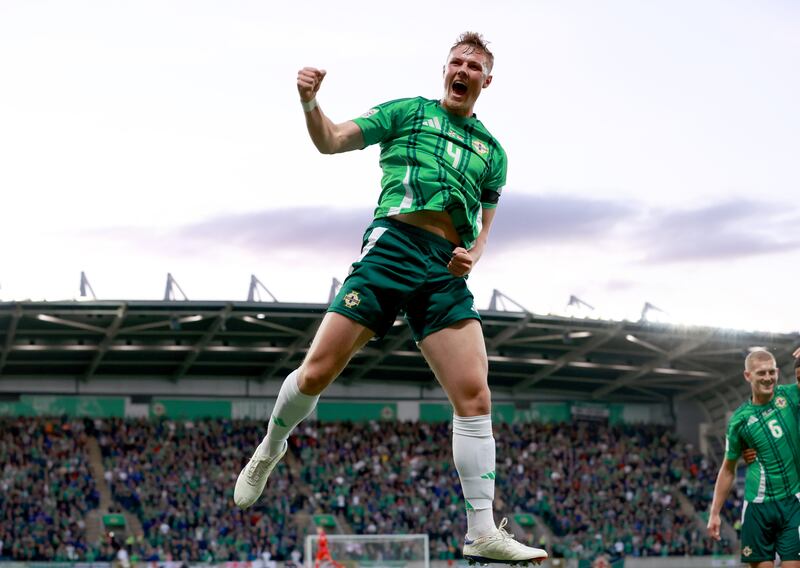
[[233, 441, 287, 509], [463, 518, 549, 566]]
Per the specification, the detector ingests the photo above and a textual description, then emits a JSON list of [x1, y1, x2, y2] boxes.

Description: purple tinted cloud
[[178, 207, 373, 252], [79, 195, 797, 265], [639, 200, 799, 263], [172, 194, 635, 254], [490, 193, 636, 245]]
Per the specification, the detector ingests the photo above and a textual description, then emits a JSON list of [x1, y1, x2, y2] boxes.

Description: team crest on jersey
[[776, 396, 787, 409], [343, 291, 361, 308], [361, 108, 379, 118], [472, 140, 489, 155], [742, 546, 753, 557]]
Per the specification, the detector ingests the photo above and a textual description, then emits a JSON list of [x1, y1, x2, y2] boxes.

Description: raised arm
[[297, 67, 364, 155], [707, 458, 737, 541]]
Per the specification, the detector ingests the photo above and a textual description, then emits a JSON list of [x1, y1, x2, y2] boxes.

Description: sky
[[1, 0, 798, 333]]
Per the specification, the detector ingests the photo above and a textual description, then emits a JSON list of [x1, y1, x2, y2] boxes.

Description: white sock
[[467, 508, 497, 540], [452, 414, 497, 540], [262, 369, 319, 457]]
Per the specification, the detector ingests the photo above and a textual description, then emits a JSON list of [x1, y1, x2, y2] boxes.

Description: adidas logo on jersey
[[422, 117, 442, 130], [748, 416, 759, 426]]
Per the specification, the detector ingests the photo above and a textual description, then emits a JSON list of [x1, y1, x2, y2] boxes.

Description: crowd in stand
[[0, 416, 742, 563], [0, 417, 99, 561], [97, 418, 305, 563], [295, 421, 465, 560], [495, 422, 733, 559], [293, 420, 734, 561], [676, 449, 744, 531]]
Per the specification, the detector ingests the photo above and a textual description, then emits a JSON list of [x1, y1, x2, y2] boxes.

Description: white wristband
[[301, 98, 318, 112]]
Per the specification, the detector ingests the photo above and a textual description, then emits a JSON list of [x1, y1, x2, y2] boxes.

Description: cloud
[[76, 208, 374, 257], [490, 193, 637, 246], [638, 200, 800, 263], [77, 195, 798, 266], [178, 207, 373, 253], [83, 194, 635, 257], [176, 194, 637, 254]]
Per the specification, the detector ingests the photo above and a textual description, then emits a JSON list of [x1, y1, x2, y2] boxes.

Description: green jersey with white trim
[[725, 384, 800, 502], [352, 97, 507, 249]]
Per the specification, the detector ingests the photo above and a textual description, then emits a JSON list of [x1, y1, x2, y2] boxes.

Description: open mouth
[[452, 80, 468, 96]]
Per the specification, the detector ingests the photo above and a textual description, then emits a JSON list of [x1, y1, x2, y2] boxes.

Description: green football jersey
[[725, 384, 800, 502], [352, 97, 507, 249]]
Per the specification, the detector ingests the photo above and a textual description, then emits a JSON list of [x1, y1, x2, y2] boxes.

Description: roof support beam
[[259, 316, 323, 381], [591, 331, 713, 399], [344, 327, 413, 384], [118, 314, 204, 334], [0, 304, 23, 376], [173, 304, 233, 381], [83, 304, 128, 381], [513, 322, 625, 393], [239, 316, 305, 337], [487, 314, 534, 350], [36, 314, 106, 334]]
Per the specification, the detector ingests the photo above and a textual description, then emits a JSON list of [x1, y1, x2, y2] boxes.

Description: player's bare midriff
[[389, 210, 461, 246]]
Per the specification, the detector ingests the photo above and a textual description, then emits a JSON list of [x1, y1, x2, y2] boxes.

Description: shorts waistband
[[372, 216, 460, 252]]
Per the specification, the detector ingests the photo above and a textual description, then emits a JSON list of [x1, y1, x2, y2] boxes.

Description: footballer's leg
[[234, 312, 374, 509], [739, 500, 780, 568], [774, 494, 800, 568], [420, 320, 547, 565]]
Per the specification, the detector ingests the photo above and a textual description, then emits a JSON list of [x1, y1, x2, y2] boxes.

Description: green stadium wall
[[0, 395, 672, 425], [0, 395, 125, 417]]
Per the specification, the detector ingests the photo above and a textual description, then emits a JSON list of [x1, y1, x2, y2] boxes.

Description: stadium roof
[[1, 299, 797, 412]]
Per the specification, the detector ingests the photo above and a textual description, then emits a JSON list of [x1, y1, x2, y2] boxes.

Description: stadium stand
[[97, 418, 305, 563], [496, 421, 732, 558], [295, 420, 734, 560], [0, 417, 100, 561], [0, 416, 739, 563]]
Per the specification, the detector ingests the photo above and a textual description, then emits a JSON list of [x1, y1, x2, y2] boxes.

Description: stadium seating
[[0, 418, 100, 561], [0, 416, 737, 562], [97, 418, 305, 562], [294, 421, 733, 560]]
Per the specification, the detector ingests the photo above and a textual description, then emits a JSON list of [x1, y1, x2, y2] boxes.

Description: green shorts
[[328, 217, 480, 342], [740, 495, 800, 563]]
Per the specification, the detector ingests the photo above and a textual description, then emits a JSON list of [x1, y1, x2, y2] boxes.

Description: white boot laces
[[246, 456, 269, 485], [494, 518, 515, 548]]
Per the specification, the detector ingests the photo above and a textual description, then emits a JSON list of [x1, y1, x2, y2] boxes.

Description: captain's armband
[[480, 187, 502, 206]]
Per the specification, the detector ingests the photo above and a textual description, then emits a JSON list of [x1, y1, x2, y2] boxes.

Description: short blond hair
[[745, 349, 776, 371], [451, 31, 494, 74]]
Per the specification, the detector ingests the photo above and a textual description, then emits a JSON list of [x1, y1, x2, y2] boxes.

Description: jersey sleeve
[[725, 415, 743, 461], [779, 383, 800, 407], [352, 98, 414, 148], [480, 144, 508, 209]]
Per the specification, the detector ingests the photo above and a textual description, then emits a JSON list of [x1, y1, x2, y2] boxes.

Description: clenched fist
[[448, 247, 474, 277], [297, 67, 327, 102]]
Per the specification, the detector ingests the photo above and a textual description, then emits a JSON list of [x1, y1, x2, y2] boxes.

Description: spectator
[[1, 415, 740, 563]]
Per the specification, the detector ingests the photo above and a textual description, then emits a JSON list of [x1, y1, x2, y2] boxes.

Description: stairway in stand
[[83, 436, 145, 546]]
